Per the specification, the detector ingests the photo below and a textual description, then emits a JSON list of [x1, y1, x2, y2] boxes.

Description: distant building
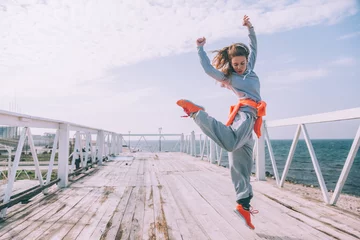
[[0, 127, 19, 139]]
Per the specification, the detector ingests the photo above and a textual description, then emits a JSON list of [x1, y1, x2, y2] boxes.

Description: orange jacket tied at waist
[[225, 99, 267, 138]]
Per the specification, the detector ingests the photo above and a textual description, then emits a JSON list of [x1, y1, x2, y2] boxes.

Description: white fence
[[258, 107, 360, 205], [179, 107, 360, 206], [0, 107, 359, 218], [0, 110, 122, 218]]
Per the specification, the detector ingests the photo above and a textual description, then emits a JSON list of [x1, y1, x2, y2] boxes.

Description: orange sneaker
[[234, 204, 258, 230], [176, 99, 205, 117]]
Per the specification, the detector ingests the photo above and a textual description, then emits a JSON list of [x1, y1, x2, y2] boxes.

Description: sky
[[1, 0, 360, 139]]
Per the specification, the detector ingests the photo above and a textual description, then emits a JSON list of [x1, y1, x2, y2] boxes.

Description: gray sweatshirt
[[197, 27, 261, 116]]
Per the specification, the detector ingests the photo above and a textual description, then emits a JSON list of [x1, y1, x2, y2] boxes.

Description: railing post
[[191, 131, 195, 156], [44, 130, 59, 194], [186, 135, 190, 154], [256, 124, 266, 181], [209, 140, 216, 164], [84, 132, 90, 167], [180, 134, 184, 152], [331, 124, 360, 205], [112, 134, 115, 154], [97, 130, 105, 165], [119, 134, 123, 153], [58, 123, 69, 188], [280, 125, 301, 187], [114, 134, 118, 154], [106, 134, 110, 155], [1, 127, 27, 217]]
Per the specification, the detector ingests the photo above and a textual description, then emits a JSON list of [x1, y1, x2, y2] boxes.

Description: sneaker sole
[[176, 100, 205, 111], [233, 209, 255, 230]]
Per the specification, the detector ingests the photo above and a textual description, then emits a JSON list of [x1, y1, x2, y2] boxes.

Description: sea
[[127, 139, 360, 197]]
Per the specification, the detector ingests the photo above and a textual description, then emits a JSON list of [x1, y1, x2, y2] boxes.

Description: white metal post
[[263, 124, 280, 186], [90, 133, 96, 163], [280, 125, 301, 187], [331, 124, 360, 205], [84, 132, 90, 168], [58, 123, 69, 188], [110, 133, 114, 154], [114, 134, 118, 154], [301, 124, 330, 204], [217, 148, 223, 166], [119, 134, 123, 153], [206, 138, 210, 161], [105, 134, 110, 155], [97, 130, 105, 165], [77, 132, 84, 168], [44, 130, 59, 194], [27, 128, 45, 186], [187, 135, 190, 153], [193, 132, 197, 156], [180, 134, 184, 152], [201, 136, 207, 160], [191, 131, 195, 156], [256, 124, 266, 181], [71, 132, 79, 171], [209, 140, 216, 164], [1, 127, 27, 217], [199, 134, 202, 157]]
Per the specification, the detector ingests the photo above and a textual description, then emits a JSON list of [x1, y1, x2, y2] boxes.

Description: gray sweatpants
[[194, 110, 255, 201]]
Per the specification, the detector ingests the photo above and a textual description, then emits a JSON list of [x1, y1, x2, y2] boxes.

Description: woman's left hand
[[243, 15, 253, 28]]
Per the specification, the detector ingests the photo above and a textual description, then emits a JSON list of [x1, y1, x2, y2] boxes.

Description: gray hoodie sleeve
[[197, 46, 227, 82], [247, 27, 257, 70]]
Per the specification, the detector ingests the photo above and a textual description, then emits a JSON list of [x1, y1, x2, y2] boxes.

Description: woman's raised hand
[[196, 37, 206, 47], [243, 15, 253, 28]]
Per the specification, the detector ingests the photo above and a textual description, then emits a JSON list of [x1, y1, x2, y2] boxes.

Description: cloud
[[0, 0, 357, 125], [337, 31, 360, 40], [264, 68, 328, 84], [263, 56, 356, 85], [329, 57, 356, 66]]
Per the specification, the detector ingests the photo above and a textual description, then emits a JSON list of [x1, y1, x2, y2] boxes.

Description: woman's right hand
[[196, 37, 206, 47]]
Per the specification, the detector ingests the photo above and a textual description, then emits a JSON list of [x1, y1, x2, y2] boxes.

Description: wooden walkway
[[0, 152, 359, 240]]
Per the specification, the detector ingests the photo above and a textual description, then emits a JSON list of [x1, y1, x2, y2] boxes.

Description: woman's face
[[231, 56, 247, 75]]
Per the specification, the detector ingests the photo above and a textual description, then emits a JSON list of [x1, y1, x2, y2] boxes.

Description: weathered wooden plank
[[142, 185, 156, 240], [1, 187, 92, 240], [0, 186, 64, 232], [86, 186, 133, 240], [28, 187, 101, 240], [112, 185, 138, 239], [89, 187, 125, 239], [152, 184, 170, 240], [152, 159, 186, 240], [163, 174, 212, 240], [0, 188, 77, 239], [128, 186, 146, 240], [75, 187, 122, 239]]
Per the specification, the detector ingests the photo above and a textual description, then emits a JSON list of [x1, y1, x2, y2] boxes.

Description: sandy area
[[265, 176, 360, 216]]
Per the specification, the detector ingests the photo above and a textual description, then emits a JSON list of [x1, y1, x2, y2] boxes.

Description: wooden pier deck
[[0, 152, 359, 240]]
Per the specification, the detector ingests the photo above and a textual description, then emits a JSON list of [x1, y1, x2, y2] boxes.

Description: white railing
[[179, 108, 360, 206], [0, 110, 123, 217], [1, 106, 358, 217], [123, 134, 182, 153], [181, 132, 225, 166], [122, 132, 226, 166], [256, 107, 360, 205]]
